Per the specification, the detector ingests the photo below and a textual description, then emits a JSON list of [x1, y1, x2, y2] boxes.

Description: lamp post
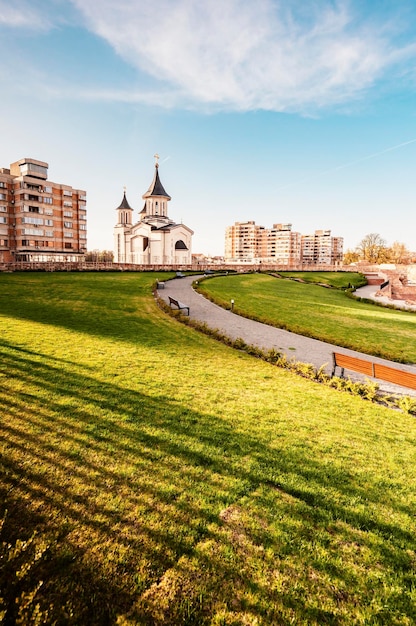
[[231, 299, 234, 311]]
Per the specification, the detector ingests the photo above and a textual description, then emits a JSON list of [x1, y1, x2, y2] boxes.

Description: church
[[113, 156, 193, 265]]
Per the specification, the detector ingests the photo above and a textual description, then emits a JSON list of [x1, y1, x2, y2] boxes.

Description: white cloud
[[5, 0, 415, 112], [0, 0, 54, 30]]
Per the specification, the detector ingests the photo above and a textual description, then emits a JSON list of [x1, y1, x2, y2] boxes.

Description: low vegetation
[[1, 272, 416, 625], [197, 272, 416, 363]]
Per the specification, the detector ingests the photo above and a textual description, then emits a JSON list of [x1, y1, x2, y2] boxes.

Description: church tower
[[115, 189, 134, 226], [114, 190, 134, 263], [140, 154, 172, 224]]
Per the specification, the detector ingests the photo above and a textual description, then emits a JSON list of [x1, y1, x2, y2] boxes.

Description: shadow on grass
[[0, 272, 175, 347], [1, 340, 415, 624]]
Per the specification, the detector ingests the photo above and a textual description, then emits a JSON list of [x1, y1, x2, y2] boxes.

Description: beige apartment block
[[301, 230, 344, 265], [0, 158, 86, 263], [114, 158, 193, 265], [225, 221, 343, 265], [225, 221, 301, 264], [225, 221, 266, 262]]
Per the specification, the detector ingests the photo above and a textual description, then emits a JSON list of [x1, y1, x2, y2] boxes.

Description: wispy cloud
[[0, 0, 54, 30], [68, 0, 416, 112], [3, 0, 416, 112]]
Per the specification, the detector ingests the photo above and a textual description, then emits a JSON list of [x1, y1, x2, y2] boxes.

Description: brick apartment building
[[0, 158, 87, 263], [225, 221, 343, 265]]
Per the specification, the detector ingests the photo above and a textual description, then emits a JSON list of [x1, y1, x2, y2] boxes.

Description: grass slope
[[1, 273, 416, 625], [199, 272, 416, 363]]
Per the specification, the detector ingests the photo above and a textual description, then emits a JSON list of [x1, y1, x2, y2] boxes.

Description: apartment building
[[0, 157, 87, 263], [225, 221, 266, 261], [264, 224, 301, 265], [225, 221, 343, 265], [301, 230, 344, 265]]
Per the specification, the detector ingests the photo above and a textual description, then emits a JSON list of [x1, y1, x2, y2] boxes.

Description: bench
[[156, 280, 165, 289], [168, 296, 190, 315], [176, 271, 185, 278], [332, 351, 416, 391]]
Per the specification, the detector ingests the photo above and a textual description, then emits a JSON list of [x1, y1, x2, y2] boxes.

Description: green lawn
[[278, 271, 366, 289], [198, 272, 416, 363], [1, 272, 416, 625]]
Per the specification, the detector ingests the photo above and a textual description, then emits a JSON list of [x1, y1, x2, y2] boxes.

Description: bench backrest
[[373, 363, 416, 391], [334, 352, 374, 376], [334, 351, 416, 390]]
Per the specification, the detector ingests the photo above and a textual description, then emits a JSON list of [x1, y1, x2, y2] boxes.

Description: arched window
[[175, 240, 188, 250]]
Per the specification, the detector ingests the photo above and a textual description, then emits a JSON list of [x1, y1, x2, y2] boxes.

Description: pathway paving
[[157, 275, 416, 396]]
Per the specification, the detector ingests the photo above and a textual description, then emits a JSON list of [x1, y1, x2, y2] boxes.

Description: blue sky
[[0, 0, 415, 256]]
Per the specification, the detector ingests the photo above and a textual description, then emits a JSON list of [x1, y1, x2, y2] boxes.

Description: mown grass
[[1, 272, 416, 625], [198, 272, 416, 363], [278, 271, 366, 289]]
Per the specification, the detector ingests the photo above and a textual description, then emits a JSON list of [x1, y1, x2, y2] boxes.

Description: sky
[[0, 0, 415, 256]]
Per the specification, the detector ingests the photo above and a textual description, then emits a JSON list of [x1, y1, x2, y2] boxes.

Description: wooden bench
[[332, 351, 416, 391], [168, 296, 190, 315]]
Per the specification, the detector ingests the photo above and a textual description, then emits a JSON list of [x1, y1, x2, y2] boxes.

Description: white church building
[[113, 157, 193, 265]]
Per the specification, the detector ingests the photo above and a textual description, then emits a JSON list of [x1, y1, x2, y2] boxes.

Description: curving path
[[157, 275, 416, 396]]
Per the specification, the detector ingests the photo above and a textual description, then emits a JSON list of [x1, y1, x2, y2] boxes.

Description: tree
[[356, 233, 388, 264], [387, 241, 411, 264], [85, 249, 114, 263], [342, 249, 360, 265]]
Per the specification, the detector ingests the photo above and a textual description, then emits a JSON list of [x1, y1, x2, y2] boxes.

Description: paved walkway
[[157, 275, 416, 396]]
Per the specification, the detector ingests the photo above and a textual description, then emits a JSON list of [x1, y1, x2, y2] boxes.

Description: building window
[[28, 206, 40, 213], [63, 211, 73, 217], [0, 239, 8, 246], [22, 228, 44, 236], [64, 222, 73, 228], [45, 230, 53, 237], [63, 190, 73, 197], [43, 197, 53, 205], [64, 232, 73, 238], [45, 219, 53, 226], [44, 209, 53, 216], [63, 201, 72, 207], [22, 240, 30, 246], [80, 224, 87, 230], [22, 217, 43, 225], [0, 206, 6, 212], [44, 186, 52, 193], [64, 242, 73, 249], [0, 194, 6, 200]]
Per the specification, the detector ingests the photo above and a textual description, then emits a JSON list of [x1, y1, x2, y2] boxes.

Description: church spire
[[115, 187, 133, 225], [142, 156, 171, 201]]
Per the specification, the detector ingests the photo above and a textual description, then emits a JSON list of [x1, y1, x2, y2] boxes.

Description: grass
[[1, 272, 416, 624], [198, 272, 416, 363], [278, 271, 366, 289]]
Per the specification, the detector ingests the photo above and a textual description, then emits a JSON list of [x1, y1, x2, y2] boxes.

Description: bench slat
[[333, 353, 374, 376], [373, 364, 416, 391], [333, 351, 416, 391]]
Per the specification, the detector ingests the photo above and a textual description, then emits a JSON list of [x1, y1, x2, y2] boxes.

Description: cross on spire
[[154, 153, 160, 168]]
